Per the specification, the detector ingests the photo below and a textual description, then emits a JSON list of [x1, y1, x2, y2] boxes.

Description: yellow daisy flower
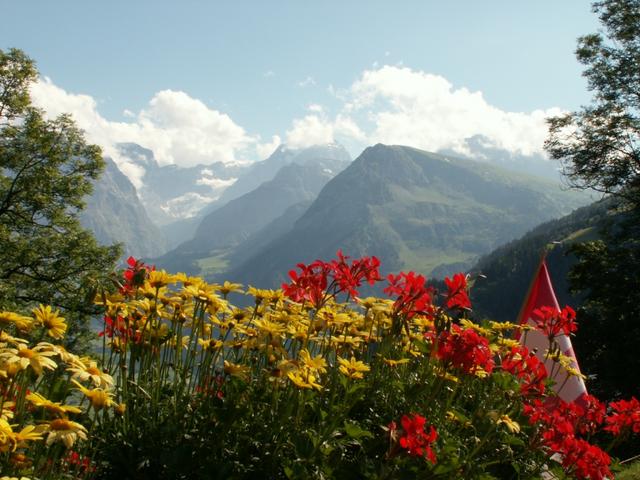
[[383, 357, 410, 367], [13, 424, 43, 448], [0, 401, 15, 421], [0, 312, 32, 331], [299, 349, 327, 373], [337, 356, 370, 380], [45, 418, 88, 448], [32, 304, 67, 339], [72, 380, 114, 411], [253, 318, 286, 337], [0, 343, 58, 375], [217, 281, 244, 296], [223, 361, 250, 380], [288, 368, 322, 390], [26, 392, 82, 417], [148, 269, 173, 289], [0, 418, 14, 451], [67, 357, 114, 389], [0, 331, 28, 347], [497, 414, 521, 433]]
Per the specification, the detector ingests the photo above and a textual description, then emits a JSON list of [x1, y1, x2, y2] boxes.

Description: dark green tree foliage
[[545, 0, 640, 402], [470, 200, 613, 323], [0, 48, 119, 345], [569, 207, 640, 400], [546, 0, 640, 205]]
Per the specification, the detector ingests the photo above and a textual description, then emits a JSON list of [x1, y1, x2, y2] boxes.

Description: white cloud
[[30, 65, 562, 191], [29, 78, 257, 185], [285, 114, 334, 148], [297, 76, 316, 87], [160, 192, 216, 219], [284, 110, 366, 150], [263, 70, 275, 78], [347, 66, 561, 156], [196, 176, 237, 190], [256, 134, 281, 159]]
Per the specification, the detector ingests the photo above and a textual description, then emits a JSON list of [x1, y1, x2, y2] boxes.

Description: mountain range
[[215, 144, 590, 289], [80, 157, 167, 258], [80, 141, 592, 286], [154, 146, 351, 275]]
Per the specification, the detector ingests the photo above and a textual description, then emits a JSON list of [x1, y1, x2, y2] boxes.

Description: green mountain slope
[[469, 198, 615, 323], [154, 160, 346, 274], [223, 144, 591, 288], [80, 157, 168, 258]]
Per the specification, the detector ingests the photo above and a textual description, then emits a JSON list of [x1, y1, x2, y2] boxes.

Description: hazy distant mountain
[[223, 144, 591, 288], [154, 153, 349, 274], [440, 135, 564, 181], [81, 157, 168, 258], [227, 200, 313, 268], [116, 143, 248, 226], [216, 143, 352, 205], [150, 143, 352, 249]]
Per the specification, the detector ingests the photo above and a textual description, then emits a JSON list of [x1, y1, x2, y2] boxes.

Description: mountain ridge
[[220, 144, 591, 288]]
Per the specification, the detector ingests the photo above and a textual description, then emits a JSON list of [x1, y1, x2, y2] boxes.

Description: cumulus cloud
[[284, 110, 366, 149], [256, 134, 282, 159], [285, 114, 334, 148], [284, 65, 561, 157], [348, 66, 561, 156], [29, 78, 257, 184], [30, 65, 562, 189]]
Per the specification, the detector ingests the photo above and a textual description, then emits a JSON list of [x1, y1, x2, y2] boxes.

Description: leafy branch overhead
[[0, 48, 118, 332], [545, 0, 640, 204]]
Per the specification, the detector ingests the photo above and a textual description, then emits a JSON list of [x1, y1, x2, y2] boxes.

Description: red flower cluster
[[444, 273, 471, 310], [523, 397, 611, 480], [330, 250, 381, 297], [433, 324, 494, 376], [120, 256, 153, 296], [384, 271, 434, 319], [604, 396, 640, 436], [391, 414, 438, 463], [501, 345, 548, 397], [99, 315, 140, 345], [282, 261, 328, 308], [531, 305, 577, 339], [195, 375, 225, 400], [62, 450, 96, 474], [281, 250, 381, 308]]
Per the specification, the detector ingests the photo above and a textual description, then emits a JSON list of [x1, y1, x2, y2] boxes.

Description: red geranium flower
[[282, 251, 382, 308], [397, 413, 438, 464], [531, 305, 577, 338], [444, 273, 471, 310], [501, 345, 547, 397], [384, 271, 434, 319], [604, 396, 640, 436], [433, 324, 494, 376]]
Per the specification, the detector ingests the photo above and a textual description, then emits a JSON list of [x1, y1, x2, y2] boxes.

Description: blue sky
[[2, 1, 600, 172]]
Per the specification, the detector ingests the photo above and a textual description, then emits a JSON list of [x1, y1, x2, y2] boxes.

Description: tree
[[545, 1, 640, 404], [545, 0, 640, 205], [0, 48, 119, 345]]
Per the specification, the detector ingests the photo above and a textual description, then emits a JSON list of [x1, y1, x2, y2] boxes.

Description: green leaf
[[344, 421, 373, 440]]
